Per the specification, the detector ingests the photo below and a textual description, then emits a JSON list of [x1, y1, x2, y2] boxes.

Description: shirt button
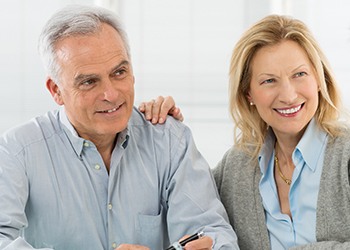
[[84, 142, 89, 147], [290, 227, 293, 233], [94, 165, 101, 170], [112, 243, 117, 249], [108, 203, 113, 210]]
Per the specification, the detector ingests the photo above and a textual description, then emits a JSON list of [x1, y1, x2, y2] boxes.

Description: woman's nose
[[278, 79, 298, 104]]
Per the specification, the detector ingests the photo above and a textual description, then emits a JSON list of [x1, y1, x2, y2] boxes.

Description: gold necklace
[[274, 141, 291, 185]]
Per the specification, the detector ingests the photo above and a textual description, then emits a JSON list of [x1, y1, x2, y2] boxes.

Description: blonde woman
[[140, 15, 350, 249]]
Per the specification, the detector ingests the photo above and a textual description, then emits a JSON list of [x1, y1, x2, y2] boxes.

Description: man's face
[[52, 24, 135, 142]]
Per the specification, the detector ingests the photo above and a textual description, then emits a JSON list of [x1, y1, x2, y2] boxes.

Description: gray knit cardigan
[[213, 130, 350, 250]]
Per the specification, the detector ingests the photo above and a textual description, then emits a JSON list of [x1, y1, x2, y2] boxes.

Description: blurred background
[[1, 0, 350, 168]]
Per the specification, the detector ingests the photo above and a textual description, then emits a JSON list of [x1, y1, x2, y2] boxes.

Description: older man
[[0, 4, 238, 250]]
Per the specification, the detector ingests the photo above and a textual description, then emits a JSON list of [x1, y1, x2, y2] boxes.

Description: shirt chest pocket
[[133, 205, 169, 249]]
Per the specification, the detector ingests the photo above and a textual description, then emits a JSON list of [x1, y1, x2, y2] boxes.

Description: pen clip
[[197, 231, 204, 238]]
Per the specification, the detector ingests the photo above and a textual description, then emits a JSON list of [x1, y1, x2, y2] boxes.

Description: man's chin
[[97, 124, 128, 136]]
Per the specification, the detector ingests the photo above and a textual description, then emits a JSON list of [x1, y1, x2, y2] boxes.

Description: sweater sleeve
[[288, 241, 350, 250]]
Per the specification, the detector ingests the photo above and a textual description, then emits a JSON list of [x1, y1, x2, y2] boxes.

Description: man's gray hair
[[38, 4, 131, 84]]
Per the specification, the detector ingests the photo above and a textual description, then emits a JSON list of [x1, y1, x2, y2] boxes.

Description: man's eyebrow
[[74, 74, 98, 84], [110, 60, 130, 73], [73, 60, 130, 84]]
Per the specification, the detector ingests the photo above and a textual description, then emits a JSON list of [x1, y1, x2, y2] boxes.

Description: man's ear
[[46, 77, 64, 105]]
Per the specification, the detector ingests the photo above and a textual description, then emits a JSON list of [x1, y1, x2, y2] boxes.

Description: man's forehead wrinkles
[[56, 33, 128, 63], [65, 48, 126, 62]]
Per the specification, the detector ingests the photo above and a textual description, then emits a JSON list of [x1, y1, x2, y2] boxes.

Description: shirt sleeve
[[0, 143, 53, 250], [164, 125, 239, 250]]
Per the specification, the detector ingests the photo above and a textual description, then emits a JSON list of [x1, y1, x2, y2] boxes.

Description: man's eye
[[81, 79, 95, 85], [114, 69, 126, 76]]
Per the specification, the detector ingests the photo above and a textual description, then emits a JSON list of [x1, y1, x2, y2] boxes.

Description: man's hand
[[116, 244, 150, 250], [181, 236, 213, 250], [138, 96, 184, 124], [114, 236, 212, 250]]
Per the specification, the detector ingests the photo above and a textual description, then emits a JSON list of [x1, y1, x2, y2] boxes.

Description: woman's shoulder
[[220, 146, 251, 164], [213, 145, 254, 179], [328, 124, 350, 146], [323, 125, 350, 163]]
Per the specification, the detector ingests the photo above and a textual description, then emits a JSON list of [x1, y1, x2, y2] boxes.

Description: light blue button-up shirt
[[0, 106, 238, 250], [259, 118, 327, 250]]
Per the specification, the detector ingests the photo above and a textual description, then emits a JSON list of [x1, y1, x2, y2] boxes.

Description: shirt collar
[[259, 117, 327, 175], [59, 106, 85, 157], [59, 106, 130, 157], [294, 117, 327, 172]]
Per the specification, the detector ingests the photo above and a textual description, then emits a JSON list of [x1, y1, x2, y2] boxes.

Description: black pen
[[165, 231, 204, 250]]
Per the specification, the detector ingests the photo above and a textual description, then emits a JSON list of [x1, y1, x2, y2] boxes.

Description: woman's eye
[[295, 72, 306, 77], [262, 79, 274, 84]]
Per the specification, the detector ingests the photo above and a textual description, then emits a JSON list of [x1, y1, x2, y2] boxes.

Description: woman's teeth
[[276, 105, 302, 114]]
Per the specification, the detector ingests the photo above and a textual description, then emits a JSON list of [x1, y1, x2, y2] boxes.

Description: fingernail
[[159, 118, 164, 123], [146, 115, 151, 120], [152, 118, 157, 124]]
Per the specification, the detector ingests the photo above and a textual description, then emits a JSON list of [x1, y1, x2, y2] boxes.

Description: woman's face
[[247, 40, 319, 140]]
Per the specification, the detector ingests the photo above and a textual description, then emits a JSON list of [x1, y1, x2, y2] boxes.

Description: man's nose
[[100, 79, 118, 101]]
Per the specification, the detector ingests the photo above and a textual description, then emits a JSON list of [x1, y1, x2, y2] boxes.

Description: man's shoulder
[[0, 110, 62, 153], [129, 107, 188, 136]]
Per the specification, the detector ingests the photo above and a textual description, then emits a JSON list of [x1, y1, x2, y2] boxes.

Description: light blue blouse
[[259, 118, 328, 249]]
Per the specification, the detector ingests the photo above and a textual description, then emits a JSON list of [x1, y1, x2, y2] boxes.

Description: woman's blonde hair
[[229, 14, 348, 165]]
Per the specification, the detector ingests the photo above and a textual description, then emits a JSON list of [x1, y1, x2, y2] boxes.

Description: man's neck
[[89, 134, 117, 174]]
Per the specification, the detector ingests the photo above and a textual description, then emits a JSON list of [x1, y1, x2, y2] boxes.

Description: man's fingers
[[116, 243, 150, 250], [178, 235, 191, 242], [184, 236, 213, 250]]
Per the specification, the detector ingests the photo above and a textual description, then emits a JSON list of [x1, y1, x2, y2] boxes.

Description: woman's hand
[[138, 96, 184, 124]]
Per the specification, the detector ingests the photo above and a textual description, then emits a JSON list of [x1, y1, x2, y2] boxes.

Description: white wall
[[117, 0, 350, 167], [0, 0, 94, 129], [1, 0, 350, 168]]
